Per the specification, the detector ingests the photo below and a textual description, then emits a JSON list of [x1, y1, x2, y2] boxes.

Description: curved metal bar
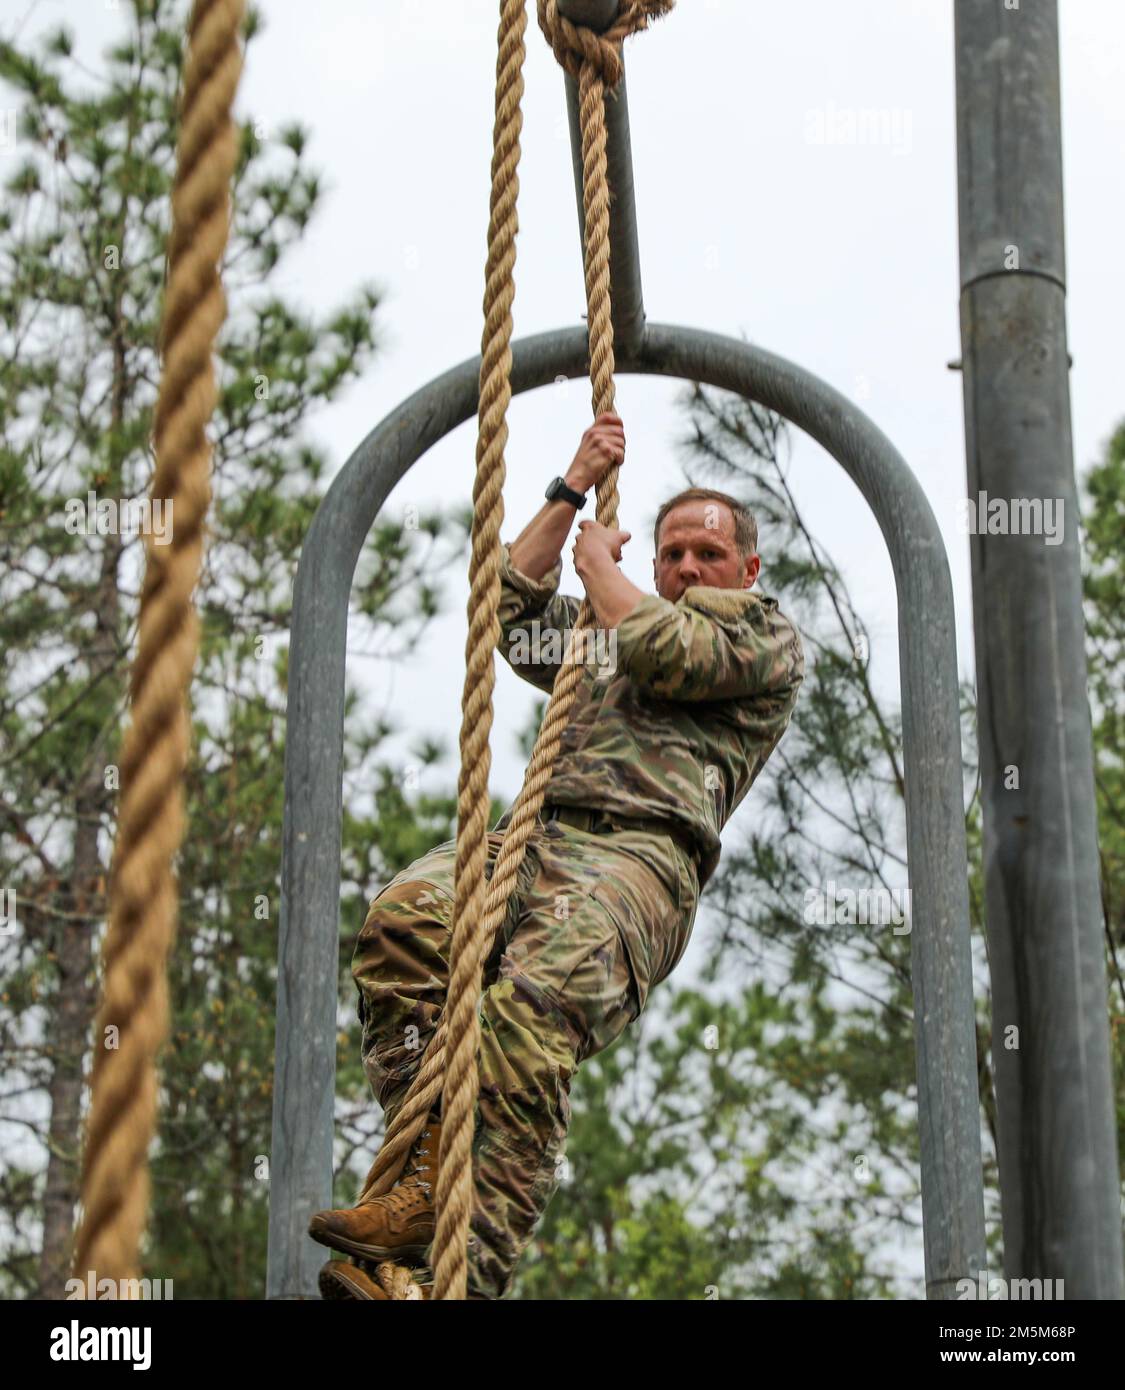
[[267, 322, 986, 1299]]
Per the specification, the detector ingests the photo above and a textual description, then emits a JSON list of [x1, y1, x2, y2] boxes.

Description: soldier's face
[[653, 502, 760, 602]]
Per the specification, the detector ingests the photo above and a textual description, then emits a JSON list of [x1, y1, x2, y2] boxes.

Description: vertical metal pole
[[954, 0, 1123, 1297], [557, 0, 647, 356]]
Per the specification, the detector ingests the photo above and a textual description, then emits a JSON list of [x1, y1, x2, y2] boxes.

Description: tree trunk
[[37, 318, 127, 1294]]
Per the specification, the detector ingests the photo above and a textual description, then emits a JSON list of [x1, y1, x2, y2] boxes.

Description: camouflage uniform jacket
[[497, 542, 805, 890]]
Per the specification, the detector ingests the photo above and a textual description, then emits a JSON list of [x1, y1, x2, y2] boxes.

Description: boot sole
[[319, 1265, 388, 1301], [319, 1264, 435, 1301], [319, 1263, 486, 1302], [308, 1215, 433, 1264]]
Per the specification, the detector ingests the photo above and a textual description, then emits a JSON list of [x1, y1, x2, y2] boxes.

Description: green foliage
[[516, 986, 895, 1299], [1081, 419, 1125, 1171]]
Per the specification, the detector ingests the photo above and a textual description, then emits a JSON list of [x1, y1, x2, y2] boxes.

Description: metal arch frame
[[267, 0, 986, 1299], [266, 321, 987, 1299]]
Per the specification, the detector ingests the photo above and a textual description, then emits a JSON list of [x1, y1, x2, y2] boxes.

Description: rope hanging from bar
[[352, 0, 675, 1301], [73, 0, 247, 1285]]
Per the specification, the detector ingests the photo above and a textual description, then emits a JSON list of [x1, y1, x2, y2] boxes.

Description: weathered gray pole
[[954, 0, 1123, 1297], [558, 0, 647, 355]]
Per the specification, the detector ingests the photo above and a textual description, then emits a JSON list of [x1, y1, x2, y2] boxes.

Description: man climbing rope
[[312, 410, 805, 1300]]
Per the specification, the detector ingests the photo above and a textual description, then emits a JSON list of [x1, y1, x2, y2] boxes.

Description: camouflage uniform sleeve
[[497, 542, 583, 694], [614, 585, 804, 703]]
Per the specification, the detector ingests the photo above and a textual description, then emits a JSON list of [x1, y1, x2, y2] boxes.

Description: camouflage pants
[[351, 812, 700, 1299]]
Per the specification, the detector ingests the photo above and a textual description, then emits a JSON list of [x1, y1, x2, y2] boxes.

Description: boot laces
[[394, 1126, 434, 1198]]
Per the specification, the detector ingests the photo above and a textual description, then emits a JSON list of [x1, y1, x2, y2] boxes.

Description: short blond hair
[[654, 487, 758, 559]]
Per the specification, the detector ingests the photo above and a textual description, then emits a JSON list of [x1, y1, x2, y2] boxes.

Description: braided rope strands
[[72, 0, 246, 1285], [431, 0, 531, 1303], [353, 0, 675, 1301]]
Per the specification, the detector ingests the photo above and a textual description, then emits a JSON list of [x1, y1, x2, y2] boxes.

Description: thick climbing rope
[[356, 0, 675, 1301], [73, 0, 246, 1285]]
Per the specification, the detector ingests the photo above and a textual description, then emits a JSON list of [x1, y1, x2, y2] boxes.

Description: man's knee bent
[[475, 971, 576, 1141], [351, 875, 455, 995]]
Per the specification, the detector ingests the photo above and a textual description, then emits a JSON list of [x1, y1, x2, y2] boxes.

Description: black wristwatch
[[545, 475, 588, 510]]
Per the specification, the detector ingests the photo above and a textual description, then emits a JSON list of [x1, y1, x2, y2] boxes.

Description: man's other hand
[[573, 520, 631, 577]]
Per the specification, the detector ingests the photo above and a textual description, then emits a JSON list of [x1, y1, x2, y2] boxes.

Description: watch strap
[[546, 476, 588, 509]]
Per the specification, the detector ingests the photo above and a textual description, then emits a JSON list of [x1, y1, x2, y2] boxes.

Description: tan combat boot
[[308, 1114, 441, 1264]]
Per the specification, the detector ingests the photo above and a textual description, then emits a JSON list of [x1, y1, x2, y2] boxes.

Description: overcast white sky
[[27, 0, 1125, 867]]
